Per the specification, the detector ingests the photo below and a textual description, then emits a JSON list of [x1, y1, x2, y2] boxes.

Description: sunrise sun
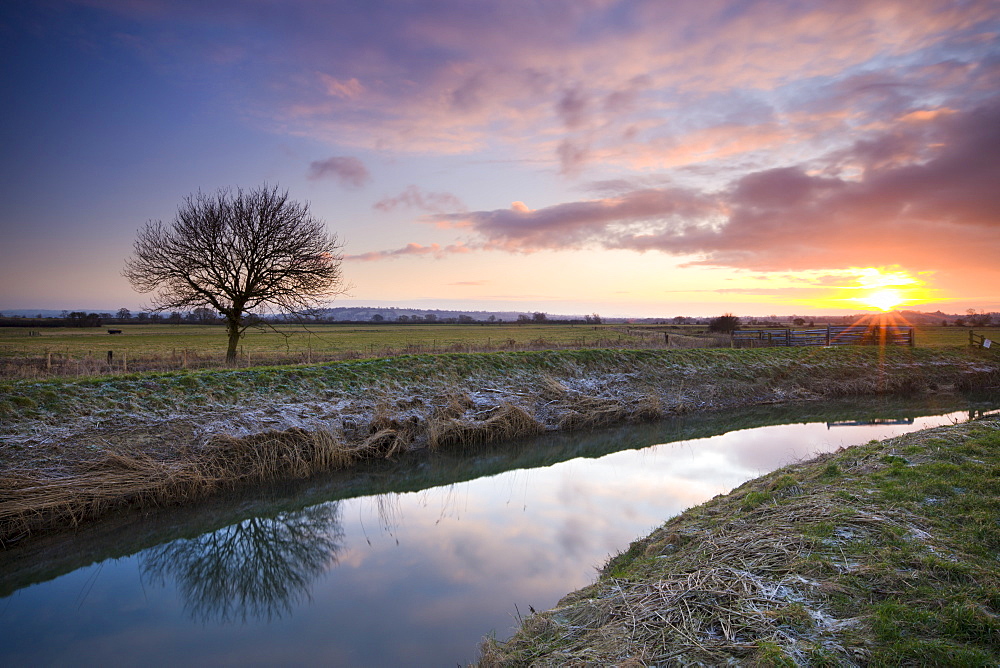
[[860, 288, 905, 311], [850, 267, 926, 312]]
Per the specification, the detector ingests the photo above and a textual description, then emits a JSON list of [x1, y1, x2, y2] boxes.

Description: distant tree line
[[3, 308, 993, 330], [0, 311, 106, 327], [953, 310, 996, 327], [0, 307, 226, 328]]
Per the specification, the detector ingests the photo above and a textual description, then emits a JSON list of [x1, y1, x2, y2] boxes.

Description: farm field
[[0, 322, 647, 354], [908, 324, 1000, 347], [0, 322, 997, 379], [0, 322, 686, 378]]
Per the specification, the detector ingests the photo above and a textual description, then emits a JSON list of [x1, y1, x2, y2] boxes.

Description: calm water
[[2, 398, 998, 666]]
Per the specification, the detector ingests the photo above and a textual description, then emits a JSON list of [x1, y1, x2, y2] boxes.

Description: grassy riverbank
[[479, 416, 1000, 665], [2, 346, 999, 546]]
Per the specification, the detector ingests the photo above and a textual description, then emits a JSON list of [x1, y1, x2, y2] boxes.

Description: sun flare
[[861, 288, 905, 311], [849, 267, 928, 312]]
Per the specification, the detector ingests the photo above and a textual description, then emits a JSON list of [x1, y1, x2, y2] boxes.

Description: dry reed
[[557, 391, 663, 431], [429, 402, 543, 449], [0, 425, 358, 545]]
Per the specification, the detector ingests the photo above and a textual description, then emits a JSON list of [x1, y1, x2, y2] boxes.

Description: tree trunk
[[226, 318, 241, 364]]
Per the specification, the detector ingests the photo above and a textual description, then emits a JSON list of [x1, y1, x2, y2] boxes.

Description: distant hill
[[308, 306, 531, 322], [0, 306, 991, 325]]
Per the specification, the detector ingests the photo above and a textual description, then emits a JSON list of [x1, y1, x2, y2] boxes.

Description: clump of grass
[[430, 390, 475, 420], [356, 403, 421, 458], [752, 640, 797, 667], [198, 426, 357, 481], [0, 453, 207, 544], [429, 402, 543, 449], [554, 386, 663, 431], [538, 374, 570, 400], [556, 395, 629, 431]]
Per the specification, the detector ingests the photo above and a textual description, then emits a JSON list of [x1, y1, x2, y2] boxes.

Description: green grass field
[[0, 322, 650, 357], [1, 322, 997, 378], [0, 322, 677, 377], [910, 324, 1000, 347]]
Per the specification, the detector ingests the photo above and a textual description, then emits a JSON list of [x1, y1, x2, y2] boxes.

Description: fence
[[969, 331, 995, 350], [733, 324, 915, 348]]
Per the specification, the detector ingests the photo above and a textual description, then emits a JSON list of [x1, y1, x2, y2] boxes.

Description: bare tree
[[124, 184, 345, 362]]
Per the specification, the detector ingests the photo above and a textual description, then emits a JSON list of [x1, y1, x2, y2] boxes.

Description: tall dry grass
[[1, 388, 577, 543], [0, 426, 357, 545], [429, 402, 543, 449]]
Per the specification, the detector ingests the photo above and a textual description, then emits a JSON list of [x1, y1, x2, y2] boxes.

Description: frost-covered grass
[[2, 345, 996, 423], [480, 418, 1000, 666]]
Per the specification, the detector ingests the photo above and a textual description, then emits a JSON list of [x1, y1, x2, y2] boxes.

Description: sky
[[1, 0, 998, 318]]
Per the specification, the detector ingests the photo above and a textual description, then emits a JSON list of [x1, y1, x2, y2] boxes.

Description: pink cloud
[[345, 242, 473, 262], [78, 0, 1000, 175], [590, 121, 797, 172], [317, 74, 364, 99], [306, 156, 371, 188], [288, 1, 986, 169], [373, 186, 466, 213], [430, 187, 719, 252]]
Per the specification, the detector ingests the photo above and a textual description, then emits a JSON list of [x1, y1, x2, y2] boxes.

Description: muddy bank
[[2, 347, 999, 545], [479, 416, 1000, 665]]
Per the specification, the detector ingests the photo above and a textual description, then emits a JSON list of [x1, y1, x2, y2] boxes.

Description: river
[[2, 395, 998, 666]]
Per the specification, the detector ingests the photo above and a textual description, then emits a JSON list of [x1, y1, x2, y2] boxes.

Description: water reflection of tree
[[141, 502, 344, 623]]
